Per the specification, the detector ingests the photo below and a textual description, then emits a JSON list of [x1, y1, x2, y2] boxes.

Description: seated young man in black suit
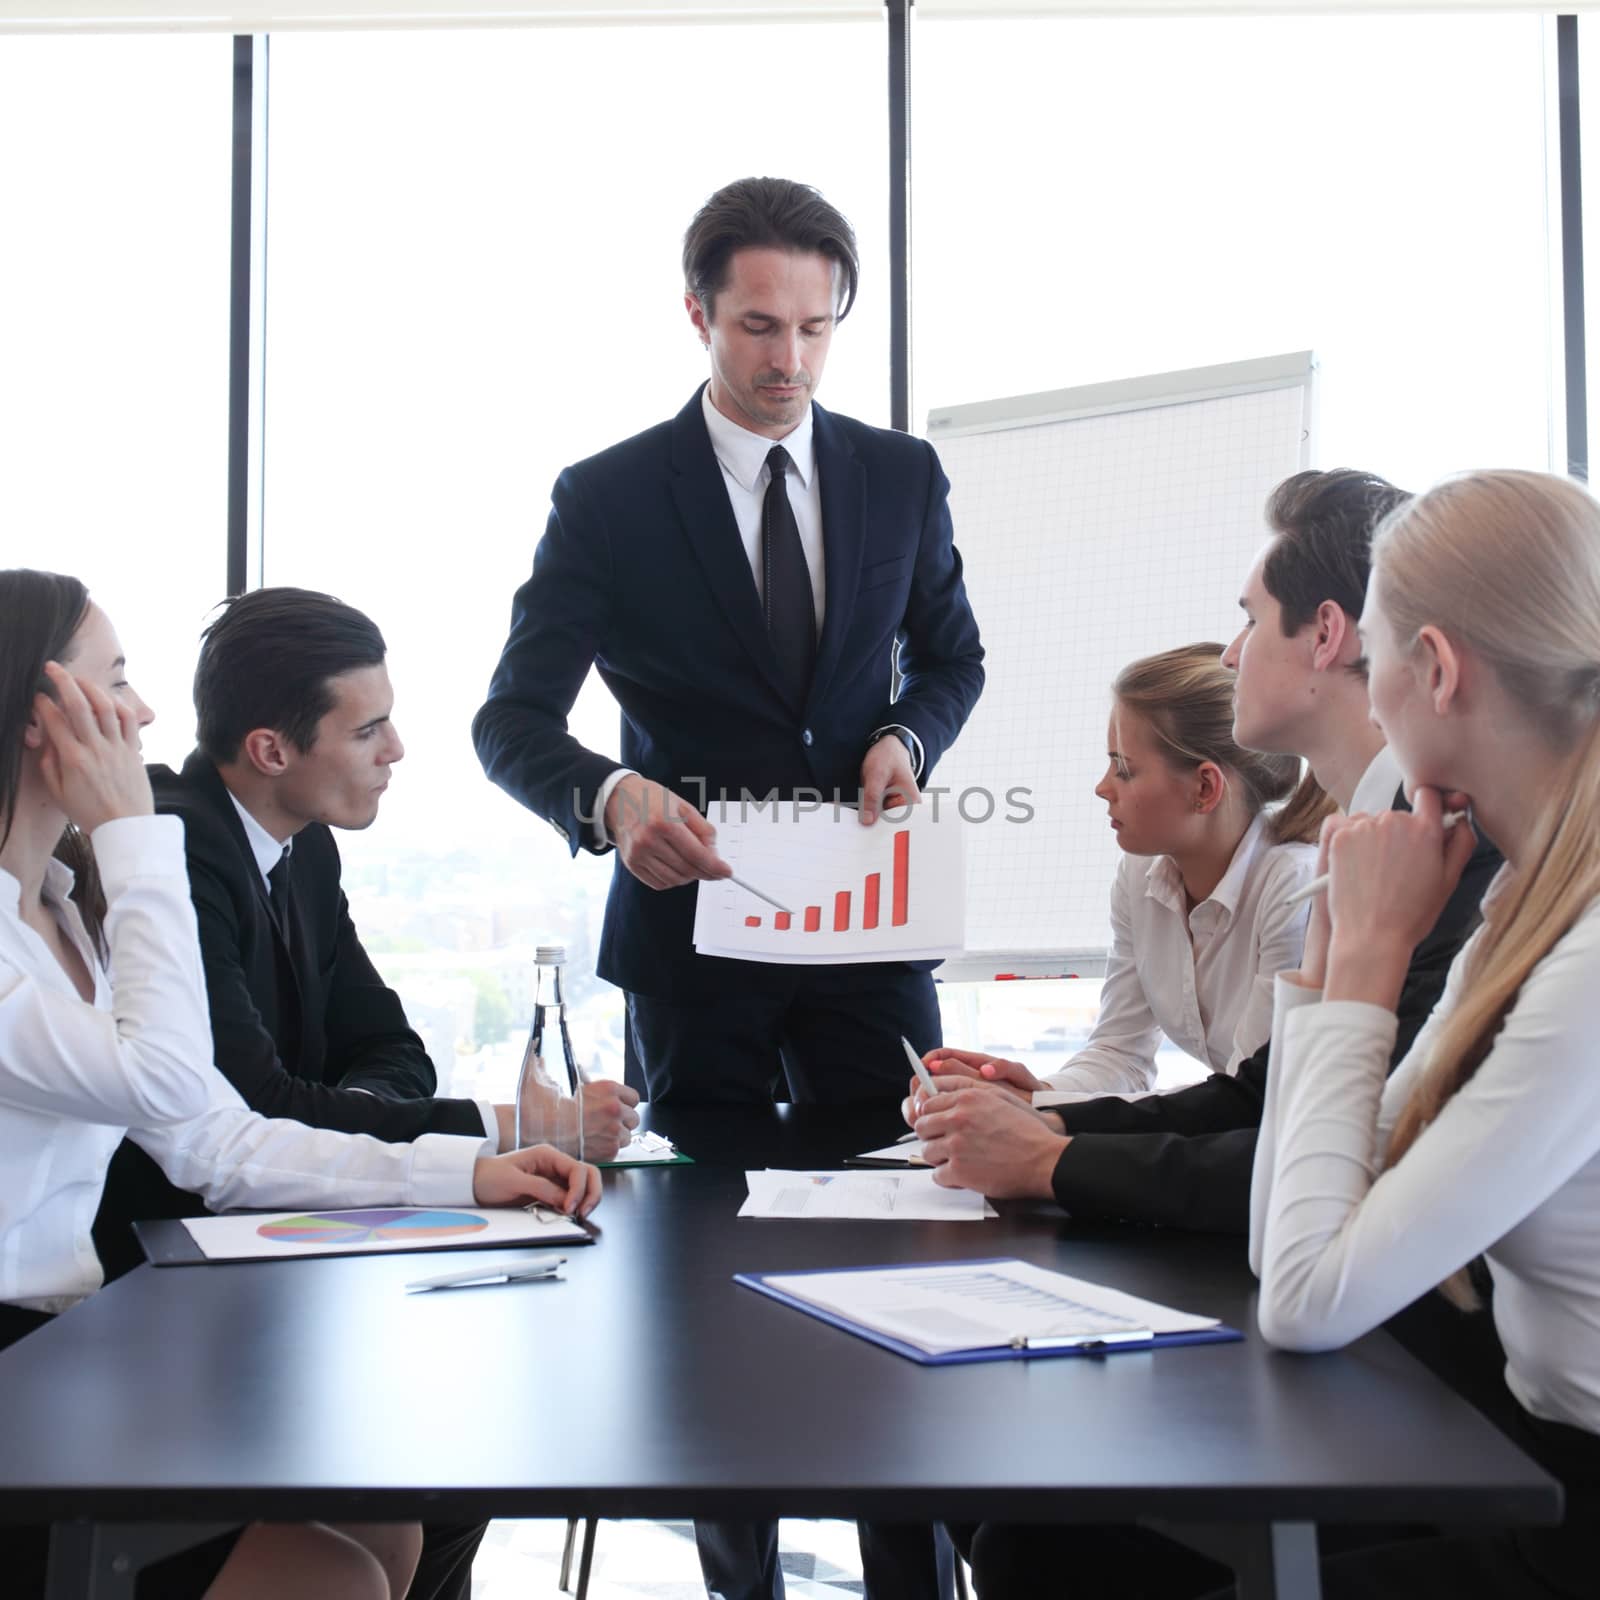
[[908, 469, 1500, 1232], [94, 587, 641, 1600]]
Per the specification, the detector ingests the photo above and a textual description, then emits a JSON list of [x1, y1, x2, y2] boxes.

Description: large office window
[[915, 12, 1552, 1077], [7, 15, 1557, 1097], [0, 34, 233, 771], [261, 22, 888, 1095], [915, 13, 1552, 488]]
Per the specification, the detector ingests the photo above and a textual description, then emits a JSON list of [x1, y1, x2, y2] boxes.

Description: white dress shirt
[[701, 385, 827, 633], [1045, 813, 1316, 1096], [1349, 743, 1404, 819], [228, 788, 289, 886], [0, 816, 492, 1313], [1252, 878, 1600, 1436]]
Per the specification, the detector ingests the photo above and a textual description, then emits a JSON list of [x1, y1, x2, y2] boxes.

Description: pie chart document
[[177, 1205, 588, 1262], [692, 800, 966, 965]]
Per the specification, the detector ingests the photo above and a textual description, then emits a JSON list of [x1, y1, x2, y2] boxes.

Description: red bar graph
[[891, 829, 910, 926], [741, 830, 911, 937]]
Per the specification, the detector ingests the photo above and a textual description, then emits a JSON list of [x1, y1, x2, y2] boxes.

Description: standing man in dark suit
[[473, 178, 983, 1600], [473, 176, 984, 1110], [93, 587, 639, 1600]]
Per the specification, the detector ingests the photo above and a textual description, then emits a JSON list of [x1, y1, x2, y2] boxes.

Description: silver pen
[[901, 1034, 938, 1097], [406, 1258, 567, 1294], [1283, 810, 1469, 909], [729, 874, 793, 915]]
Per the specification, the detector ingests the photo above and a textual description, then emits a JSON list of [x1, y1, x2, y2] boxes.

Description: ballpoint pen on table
[[406, 1258, 567, 1294]]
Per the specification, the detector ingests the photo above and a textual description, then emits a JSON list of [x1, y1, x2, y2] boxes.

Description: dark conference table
[[0, 1104, 1561, 1600]]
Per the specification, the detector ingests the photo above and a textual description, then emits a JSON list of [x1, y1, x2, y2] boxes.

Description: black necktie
[[762, 444, 816, 708], [268, 850, 294, 942]]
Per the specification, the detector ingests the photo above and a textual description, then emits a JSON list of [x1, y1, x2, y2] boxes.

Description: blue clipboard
[[734, 1258, 1243, 1366]]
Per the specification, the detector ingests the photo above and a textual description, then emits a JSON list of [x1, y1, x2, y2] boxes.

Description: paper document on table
[[739, 1169, 995, 1221], [692, 799, 965, 965], [179, 1205, 587, 1261], [753, 1258, 1220, 1356]]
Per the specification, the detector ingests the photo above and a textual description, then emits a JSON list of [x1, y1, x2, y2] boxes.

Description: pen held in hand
[[728, 874, 792, 915], [1283, 809, 1469, 910], [901, 1034, 938, 1097]]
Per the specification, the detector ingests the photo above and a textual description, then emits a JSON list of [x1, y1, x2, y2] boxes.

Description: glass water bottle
[[514, 943, 584, 1160]]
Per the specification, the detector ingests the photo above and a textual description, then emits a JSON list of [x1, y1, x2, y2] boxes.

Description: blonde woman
[[923, 643, 1324, 1110], [1249, 469, 1600, 1596]]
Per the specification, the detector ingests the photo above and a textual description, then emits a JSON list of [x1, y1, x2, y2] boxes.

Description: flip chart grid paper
[[928, 368, 1310, 962]]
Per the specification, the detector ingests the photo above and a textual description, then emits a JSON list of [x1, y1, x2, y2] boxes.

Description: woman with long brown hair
[[0, 571, 601, 1598]]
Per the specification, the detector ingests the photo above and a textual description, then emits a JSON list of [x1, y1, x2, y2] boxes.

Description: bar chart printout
[[692, 801, 965, 965]]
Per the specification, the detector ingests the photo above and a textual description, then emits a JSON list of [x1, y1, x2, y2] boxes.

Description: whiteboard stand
[[926, 352, 1316, 981]]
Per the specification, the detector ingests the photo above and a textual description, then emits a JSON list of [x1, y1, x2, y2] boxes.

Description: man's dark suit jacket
[[472, 387, 985, 998], [92, 751, 487, 1277], [1046, 797, 1503, 1234]]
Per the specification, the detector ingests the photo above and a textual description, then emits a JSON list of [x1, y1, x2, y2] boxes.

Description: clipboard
[[735, 1258, 1242, 1366], [136, 1207, 597, 1267]]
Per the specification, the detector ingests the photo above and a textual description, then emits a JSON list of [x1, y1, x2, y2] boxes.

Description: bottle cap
[[535, 943, 567, 966]]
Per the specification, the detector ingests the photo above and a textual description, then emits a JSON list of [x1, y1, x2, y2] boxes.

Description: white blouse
[[0, 815, 492, 1313], [1045, 814, 1316, 1096], [1252, 876, 1600, 1436]]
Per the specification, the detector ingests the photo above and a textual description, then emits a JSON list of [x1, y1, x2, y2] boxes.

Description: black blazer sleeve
[[868, 440, 986, 779], [472, 472, 625, 857], [1045, 827, 1503, 1235], [188, 855, 489, 1141], [1048, 1050, 1268, 1140]]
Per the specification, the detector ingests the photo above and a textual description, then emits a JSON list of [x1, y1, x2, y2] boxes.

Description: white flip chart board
[[925, 352, 1315, 976]]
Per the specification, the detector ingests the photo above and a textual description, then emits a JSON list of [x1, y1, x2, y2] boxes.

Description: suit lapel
[[186, 749, 304, 1013], [668, 388, 797, 708], [808, 402, 866, 712]]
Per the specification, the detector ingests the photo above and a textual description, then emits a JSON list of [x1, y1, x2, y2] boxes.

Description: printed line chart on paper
[[692, 799, 966, 965]]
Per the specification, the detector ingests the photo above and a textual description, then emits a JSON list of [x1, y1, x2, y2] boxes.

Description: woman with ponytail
[[1251, 469, 1600, 1596], [926, 642, 1323, 1108]]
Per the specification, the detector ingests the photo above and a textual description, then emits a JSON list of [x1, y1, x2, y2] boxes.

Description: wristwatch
[[867, 725, 921, 777]]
